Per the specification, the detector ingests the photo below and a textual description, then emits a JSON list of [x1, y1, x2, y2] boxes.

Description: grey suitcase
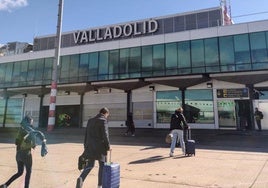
[[185, 128, 195, 156]]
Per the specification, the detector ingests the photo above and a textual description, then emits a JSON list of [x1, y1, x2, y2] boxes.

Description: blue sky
[[0, 0, 268, 45]]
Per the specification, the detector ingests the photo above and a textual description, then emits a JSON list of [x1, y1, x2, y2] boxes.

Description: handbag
[[78, 152, 89, 170], [165, 132, 173, 144]]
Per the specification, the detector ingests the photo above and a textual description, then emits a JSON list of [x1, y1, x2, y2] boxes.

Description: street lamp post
[[47, 0, 64, 131]]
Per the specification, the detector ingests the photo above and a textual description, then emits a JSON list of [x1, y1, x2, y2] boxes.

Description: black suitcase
[[102, 150, 120, 188], [185, 128, 195, 156]]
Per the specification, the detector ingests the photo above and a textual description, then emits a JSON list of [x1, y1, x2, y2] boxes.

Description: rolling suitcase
[[185, 128, 195, 156], [102, 150, 120, 188]]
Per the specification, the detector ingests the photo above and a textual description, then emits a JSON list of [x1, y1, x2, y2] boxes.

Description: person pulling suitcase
[[169, 107, 189, 157]]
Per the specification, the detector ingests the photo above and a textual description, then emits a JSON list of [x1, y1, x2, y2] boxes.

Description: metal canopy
[[145, 75, 210, 89], [0, 87, 51, 98], [91, 79, 150, 91], [210, 71, 268, 85], [1, 70, 268, 98]]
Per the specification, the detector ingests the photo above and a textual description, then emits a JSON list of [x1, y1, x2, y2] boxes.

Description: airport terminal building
[[0, 7, 268, 130]]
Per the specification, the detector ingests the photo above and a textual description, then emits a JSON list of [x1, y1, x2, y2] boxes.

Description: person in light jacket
[[169, 107, 188, 157]]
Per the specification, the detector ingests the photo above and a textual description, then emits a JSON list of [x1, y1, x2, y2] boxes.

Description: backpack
[[259, 112, 264, 119], [16, 128, 35, 150]]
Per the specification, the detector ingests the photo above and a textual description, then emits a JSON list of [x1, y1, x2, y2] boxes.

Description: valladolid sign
[[73, 19, 158, 44]]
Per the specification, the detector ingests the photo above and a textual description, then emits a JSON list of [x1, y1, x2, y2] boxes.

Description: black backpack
[[259, 112, 264, 119]]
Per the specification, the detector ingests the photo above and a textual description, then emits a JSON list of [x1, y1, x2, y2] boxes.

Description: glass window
[[12, 62, 21, 85], [197, 12, 209, 29], [98, 51, 109, 80], [209, 9, 221, 27], [0, 99, 5, 123], [178, 41, 191, 74], [141, 46, 153, 77], [234, 34, 251, 70], [69, 54, 79, 82], [259, 91, 268, 99], [185, 89, 214, 124], [156, 90, 182, 123], [163, 17, 173, 33], [43, 58, 53, 84], [6, 98, 23, 124], [219, 36, 235, 71], [191, 39, 205, 73], [0, 63, 6, 83], [152, 44, 165, 76], [166, 43, 177, 75], [35, 59, 44, 85], [129, 47, 141, 78], [5, 63, 13, 83], [185, 14, 196, 30], [119, 48, 129, 79], [89, 52, 99, 81], [20, 61, 28, 85], [204, 38, 220, 72], [27, 60, 36, 82], [59, 55, 70, 83], [174, 16, 185, 32], [250, 32, 268, 70], [109, 50, 119, 79], [79, 53, 89, 81], [133, 102, 153, 122]]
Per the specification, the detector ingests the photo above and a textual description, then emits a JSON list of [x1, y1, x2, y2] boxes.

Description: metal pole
[[47, 0, 64, 131]]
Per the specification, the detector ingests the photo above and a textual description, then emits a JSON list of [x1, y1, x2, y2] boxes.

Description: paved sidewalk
[[0, 128, 268, 188]]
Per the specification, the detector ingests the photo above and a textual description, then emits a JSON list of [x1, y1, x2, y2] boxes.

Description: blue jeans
[[170, 129, 185, 154]]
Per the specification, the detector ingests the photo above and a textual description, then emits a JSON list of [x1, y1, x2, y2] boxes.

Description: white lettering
[[88, 30, 95, 42], [133, 22, 142, 36], [96, 29, 103, 41], [104, 27, 113, 40], [123, 24, 133, 37], [73, 19, 159, 44], [73, 32, 80, 44], [148, 20, 158, 33], [80, 31, 88, 43], [113, 26, 122, 38]]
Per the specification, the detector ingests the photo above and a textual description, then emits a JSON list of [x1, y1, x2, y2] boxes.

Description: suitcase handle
[[107, 149, 112, 163], [187, 127, 191, 140]]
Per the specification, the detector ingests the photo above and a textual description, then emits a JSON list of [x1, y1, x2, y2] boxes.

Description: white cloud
[[0, 0, 28, 11]]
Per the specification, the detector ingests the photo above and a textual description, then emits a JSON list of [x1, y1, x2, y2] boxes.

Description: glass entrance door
[[217, 100, 236, 128]]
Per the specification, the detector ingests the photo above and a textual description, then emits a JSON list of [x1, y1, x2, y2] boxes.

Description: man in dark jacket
[[169, 107, 188, 157], [76, 107, 111, 188], [254, 108, 263, 131]]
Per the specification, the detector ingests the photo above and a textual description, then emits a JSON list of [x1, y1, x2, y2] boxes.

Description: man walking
[[254, 108, 263, 131], [76, 107, 111, 188]]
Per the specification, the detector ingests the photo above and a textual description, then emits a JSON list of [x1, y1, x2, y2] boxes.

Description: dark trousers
[[256, 119, 262, 131], [78, 159, 105, 186], [5, 150, 32, 188]]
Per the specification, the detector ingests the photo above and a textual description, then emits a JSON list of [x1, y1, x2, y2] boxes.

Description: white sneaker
[[169, 152, 174, 157]]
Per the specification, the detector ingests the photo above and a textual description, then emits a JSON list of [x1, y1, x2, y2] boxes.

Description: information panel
[[217, 88, 249, 98]]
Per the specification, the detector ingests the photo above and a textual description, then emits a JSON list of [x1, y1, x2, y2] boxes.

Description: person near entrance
[[76, 107, 111, 188], [169, 107, 188, 157], [125, 113, 135, 136], [254, 108, 263, 131]]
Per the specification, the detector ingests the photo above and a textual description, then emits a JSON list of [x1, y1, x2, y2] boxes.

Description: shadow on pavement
[[1, 127, 268, 153]]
